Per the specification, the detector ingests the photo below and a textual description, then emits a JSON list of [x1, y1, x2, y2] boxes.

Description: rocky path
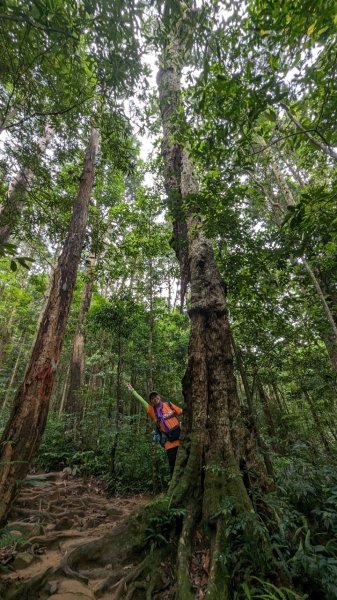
[[0, 473, 149, 600]]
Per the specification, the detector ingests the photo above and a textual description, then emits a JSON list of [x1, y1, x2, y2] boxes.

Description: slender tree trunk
[[147, 257, 154, 393], [64, 254, 97, 417], [0, 128, 99, 523], [231, 334, 274, 477], [58, 364, 70, 417], [0, 270, 28, 368], [0, 124, 54, 244], [302, 260, 337, 344], [270, 383, 286, 414], [1, 336, 26, 410], [110, 333, 124, 476], [0, 307, 17, 368], [304, 391, 330, 453], [257, 379, 279, 452]]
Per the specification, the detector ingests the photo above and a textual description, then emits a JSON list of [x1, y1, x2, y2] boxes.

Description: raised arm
[[126, 383, 148, 410]]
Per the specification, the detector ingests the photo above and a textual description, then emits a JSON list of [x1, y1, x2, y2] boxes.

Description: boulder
[[13, 551, 34, 569]]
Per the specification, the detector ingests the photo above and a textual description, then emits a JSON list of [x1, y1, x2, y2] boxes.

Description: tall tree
[[0, 127, 99, 523], [153, 4, 277, 596]]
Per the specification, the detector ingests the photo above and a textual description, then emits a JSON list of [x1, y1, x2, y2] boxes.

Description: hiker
[[127, 385, 182, 477]]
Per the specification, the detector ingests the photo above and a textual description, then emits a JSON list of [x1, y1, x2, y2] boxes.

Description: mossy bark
[[152, 3, 282, 597]]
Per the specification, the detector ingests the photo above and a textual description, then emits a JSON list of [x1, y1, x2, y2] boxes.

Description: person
[[127, 384, 182, 477]]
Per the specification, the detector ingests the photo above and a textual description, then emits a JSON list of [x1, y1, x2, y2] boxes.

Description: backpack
[[155, 402, 181, 446]]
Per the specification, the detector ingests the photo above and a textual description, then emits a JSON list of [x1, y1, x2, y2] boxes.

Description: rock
[[45, 581, 59, 595], [9, 521, 43, 537], [13, 551, 34, 569], [7, 529, 22, 537]]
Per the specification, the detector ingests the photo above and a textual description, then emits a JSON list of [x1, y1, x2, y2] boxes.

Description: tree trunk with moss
[[0, 128, 99, 524], [153, 5, 278, 597]]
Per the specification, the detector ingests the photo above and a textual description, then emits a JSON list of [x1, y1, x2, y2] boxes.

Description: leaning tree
[[0, 128, 100, 523]]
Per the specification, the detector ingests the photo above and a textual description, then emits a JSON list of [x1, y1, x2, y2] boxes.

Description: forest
[[0, 0, 337, 599]]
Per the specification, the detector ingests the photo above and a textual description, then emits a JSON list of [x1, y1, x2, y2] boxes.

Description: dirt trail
[[0, 472, 149, 600]]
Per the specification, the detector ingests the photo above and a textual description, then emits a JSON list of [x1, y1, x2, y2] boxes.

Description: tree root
[[19, 530, 87, 550], [113, 558, 148, 600], [11, 507, 56, 521], [176, 501, 200, 600], [94, 567, 132, 598], [0, 566, 53, 600], [60, 524, 129, 583]]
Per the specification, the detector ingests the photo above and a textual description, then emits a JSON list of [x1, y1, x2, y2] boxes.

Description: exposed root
[[93, 567, 129, 597], [19, 530, 87, 550], [60, 524, 129, 583], [206, 517, 229, 600], [176, 501, 200, 600], [12, 507, 56, 521], [0, 566, 53, 600], [113, 558, 149, 600], [126, 581, 147, 599]]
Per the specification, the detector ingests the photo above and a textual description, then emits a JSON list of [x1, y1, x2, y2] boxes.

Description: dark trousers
[[166, 446, 179, 478]]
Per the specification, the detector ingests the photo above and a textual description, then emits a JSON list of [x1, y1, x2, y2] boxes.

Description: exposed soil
[[0, 472, 150, 600]]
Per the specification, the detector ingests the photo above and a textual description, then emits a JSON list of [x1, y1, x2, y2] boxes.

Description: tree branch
[[281, 103, 337, 161]]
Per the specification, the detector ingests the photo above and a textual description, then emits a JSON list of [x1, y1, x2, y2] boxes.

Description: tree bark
[[64, 254, 97, 416], [157, 7, 275, 596], [0, 127, 99, 523], [157, 30, 189, 307], [0, 123, 54, 245]]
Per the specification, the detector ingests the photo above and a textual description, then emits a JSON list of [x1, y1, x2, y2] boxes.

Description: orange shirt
[[147, 401, 182, 450]]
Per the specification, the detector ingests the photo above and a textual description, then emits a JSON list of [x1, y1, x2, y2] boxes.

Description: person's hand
[[126, 383, 133, 390]]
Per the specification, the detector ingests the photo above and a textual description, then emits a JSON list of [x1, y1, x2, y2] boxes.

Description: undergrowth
[[33, 411, 170, 494]]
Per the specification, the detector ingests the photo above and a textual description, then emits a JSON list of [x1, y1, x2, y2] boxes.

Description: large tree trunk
[[156, 6, 276, 597], [0, 124, 54, 245], [0, 128, 99, 523], [64, 254, 97, 417]]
